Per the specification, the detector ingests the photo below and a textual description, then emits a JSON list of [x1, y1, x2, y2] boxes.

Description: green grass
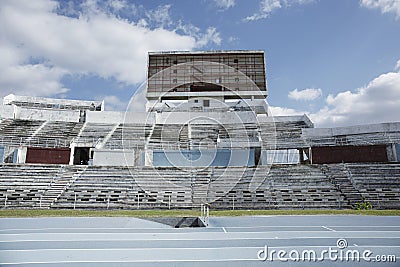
[[0, 209, 399, 218]]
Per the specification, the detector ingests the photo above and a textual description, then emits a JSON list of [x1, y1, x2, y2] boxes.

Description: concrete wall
[[93, 149, 135, 166], [302, 122, 400, 137], [257, 114, 313, 127], [14, 106, 80, 122], [3, 94, 103, 111], [152, 148, 255, 167], [86, 111, 154, 124], [0, 104, 14, 119], [155, 111, 257, 125]]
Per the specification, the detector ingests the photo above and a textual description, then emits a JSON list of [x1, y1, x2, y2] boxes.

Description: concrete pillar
[[299, 149, 304, 164], [16, 146, 27, 164], [69, 143, 76, 165], [145, 149, 153, 166], [387, 144, 396, 162]]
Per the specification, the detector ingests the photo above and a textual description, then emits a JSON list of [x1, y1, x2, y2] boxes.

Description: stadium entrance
[[73, 147, 90, 165]]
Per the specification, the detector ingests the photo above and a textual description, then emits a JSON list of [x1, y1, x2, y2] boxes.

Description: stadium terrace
[[0, 50, 399, 210]]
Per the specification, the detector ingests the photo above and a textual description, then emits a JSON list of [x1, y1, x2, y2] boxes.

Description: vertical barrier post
[[137, 192, 140, 210], [4, 194, 7, 208], [168, 195, 171, 210], [74, 193, 77, 210], [232, 195, 235, 210], [107, 195, 110, 210], [206, 204, 209, 226]]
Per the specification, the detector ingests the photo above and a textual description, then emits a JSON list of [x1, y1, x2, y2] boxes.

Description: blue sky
[[0, 0, 399, 127]]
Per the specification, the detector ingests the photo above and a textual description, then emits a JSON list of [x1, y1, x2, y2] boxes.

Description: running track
[[0, 215, 399, 266]]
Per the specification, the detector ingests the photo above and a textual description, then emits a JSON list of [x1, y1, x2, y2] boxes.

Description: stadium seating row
[[1, 163, 398, 210]]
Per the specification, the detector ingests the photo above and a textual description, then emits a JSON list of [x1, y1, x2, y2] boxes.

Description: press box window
[[203, 100, 210, 107]]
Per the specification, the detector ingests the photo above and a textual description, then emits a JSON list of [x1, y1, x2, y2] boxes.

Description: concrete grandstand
[[0, 50, 399, 210]]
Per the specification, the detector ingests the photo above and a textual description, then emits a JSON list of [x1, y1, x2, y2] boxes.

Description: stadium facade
[[0, 50, 399, 210]]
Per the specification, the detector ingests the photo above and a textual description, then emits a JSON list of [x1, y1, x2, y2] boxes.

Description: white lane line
[[3, 256, 400, 266], [222, 227, 227, 233], [322, 226, 336, 232], [1, 245, 399, 252], [1, 236, 399, 243], [0, 246, 313, 252], [0, 259, 261, 265], [4, 231, 396, 238], [0, 225, 399, 231]]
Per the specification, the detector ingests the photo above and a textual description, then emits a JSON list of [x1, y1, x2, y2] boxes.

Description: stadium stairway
[[346, 163, 400, 209], [321, 163, 363, 208], [0, 164, 62, 208], [38, 166, 87, 209]]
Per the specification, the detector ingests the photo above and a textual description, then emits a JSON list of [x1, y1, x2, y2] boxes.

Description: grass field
[[0, 209, 399, 217]]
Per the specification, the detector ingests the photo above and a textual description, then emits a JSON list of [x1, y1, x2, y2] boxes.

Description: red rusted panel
[[26, 147, 70, 164], [311, 145, 388, 164]]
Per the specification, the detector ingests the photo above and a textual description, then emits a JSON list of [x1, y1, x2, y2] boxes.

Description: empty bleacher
[[346, 163, 400, 209], [148, 124, 186, 149], [0, 164, 62, 208], [32, 121, 83, 147], [0, 119, 44, 146], [108, 123, 152, 149], [74, 122, 117, 146], [259, 120, 309, 149], [210, 165, 344, 209], [189, 124, 219, 148], [1, 162, 399, 210]]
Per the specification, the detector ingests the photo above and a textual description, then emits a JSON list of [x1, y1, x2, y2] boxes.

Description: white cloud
[[288, 88, 322, 101], [176, 23, 221, 47], [360, 0, 400, 18], [107, 0, 128, 12], [0, 63, 68, 97], [396, 60, 400, 71], [310, 71, 400, 127], [194, 27, 222, 47], [127, 85, 147, 112], [269, 105, 306, 116], [145, 4, 173, 28], [214, 0, 235, 10], [271, 67, 400, 127], [244, 0, 313, 21], [228, 36, 239, 43], [102, 95, 127, 111], [0, 0, 221, 98]]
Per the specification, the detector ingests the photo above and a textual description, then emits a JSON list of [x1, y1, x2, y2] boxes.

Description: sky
[[0, 0, 399, 127]]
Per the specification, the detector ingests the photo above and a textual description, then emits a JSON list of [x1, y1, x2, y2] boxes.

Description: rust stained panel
[[311, 145, 388, 164], [26, 147, 70, 164]]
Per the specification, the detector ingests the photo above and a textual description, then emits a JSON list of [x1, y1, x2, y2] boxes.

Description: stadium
[[0, 50, 399, 211]]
